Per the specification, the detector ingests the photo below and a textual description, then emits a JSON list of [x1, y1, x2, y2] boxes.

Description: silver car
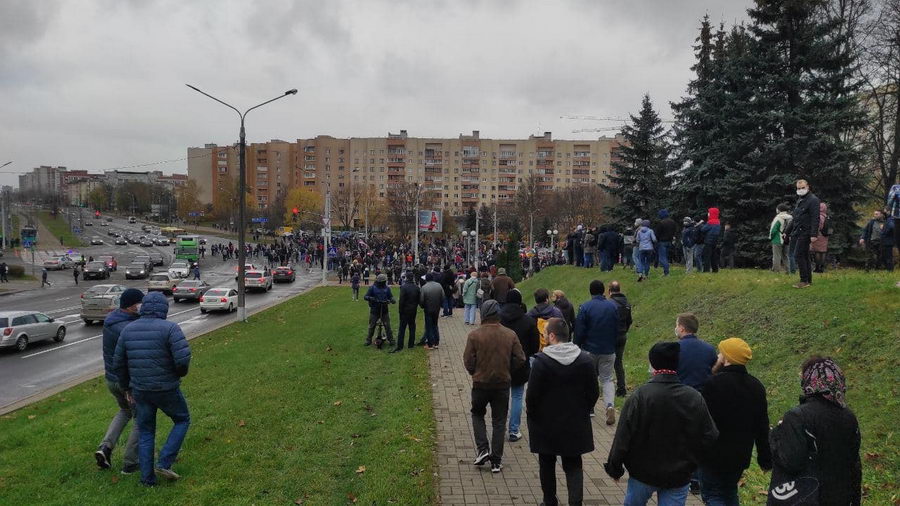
[[0, 311, 67, 352], [80, 284, 127, 324], [147, 273, 178, 295], [43, 255, 74, 270], [172, 280, 210, 303], [199, 288, 237, 313]]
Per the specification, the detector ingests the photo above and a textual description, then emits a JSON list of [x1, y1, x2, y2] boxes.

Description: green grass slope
[[518, 266, 899, 504], [0, 287, 435, 505]]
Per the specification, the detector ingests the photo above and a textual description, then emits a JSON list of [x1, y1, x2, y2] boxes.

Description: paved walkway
[[430, 311, 702, 505]]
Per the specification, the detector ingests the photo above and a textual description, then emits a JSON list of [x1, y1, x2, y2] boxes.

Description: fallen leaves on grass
[[347, 492, 358, 503], [238, 420, 246, 427], [333, 400, 342, 406], [325, 346, 333, 352], [355, 465, 366, 474], [27, 415, 36, 420]]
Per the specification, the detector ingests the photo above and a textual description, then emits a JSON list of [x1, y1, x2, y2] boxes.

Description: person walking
[[478, 271, 492, 308], [0, 261, 8, 283], [574, 280, 620, 425], [720, 223, 736, 268], [351, 270, 360, 301], [635, 220, 656, 282], [440, 266, 455, 317], [811, 202, 830, 273], [462, 271, 480, 325], [391, 271, 420, 353], [419, 272, 445, 349], [73, 264, 80, 285], [94, 288, 144, 474], [192, 264, 201, 280], [526, 287, 564, 322], [463, 300, 526, 474], [489, 267, 515, 304], [767, 357, 861, 505], [113, 292, 192, 487], [699, 338, 772, 505], [550, 290, 575, 332], [499, 289, 539, 443], [605, 342, 719, 505], [41, 267, 51, 288], [790, 179, 820, 288], [681, 217, 695, 274], [527, 318, 599, 506], [859, 209, 895, 271], [608, 281, 632, 397], [769, 204, 793, 273], [701, 208, 722, 273], [654, 209, 676, 276], [675, 313, 717, 391]]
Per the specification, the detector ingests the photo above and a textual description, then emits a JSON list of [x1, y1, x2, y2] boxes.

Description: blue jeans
[[423, 311, 440, 346], [583, 252, 594, 268], [698, 467, 742, 506], [657, 241, 671, 275], [508, 384, 525, 434], [638, 250, 652, 276], [442, 295, 453, 316], [693, 244, 704, 272], [464, 303, 477, 324], [624, 477, 690, 506], [133, 388, 191, 486]]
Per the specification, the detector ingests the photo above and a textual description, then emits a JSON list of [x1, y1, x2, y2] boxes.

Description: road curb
[[0, 281, 324, 416]]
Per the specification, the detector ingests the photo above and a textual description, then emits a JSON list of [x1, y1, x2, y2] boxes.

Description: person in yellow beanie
[[698, 337, 772, 504]]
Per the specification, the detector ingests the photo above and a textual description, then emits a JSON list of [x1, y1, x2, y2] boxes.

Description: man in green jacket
[[769, 204, 792, 273]]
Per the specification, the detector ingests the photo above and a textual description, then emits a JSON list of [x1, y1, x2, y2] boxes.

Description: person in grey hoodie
[[527, 318, 600, 506], [95, 288, 144, 473], [635, 220, 657, 282]]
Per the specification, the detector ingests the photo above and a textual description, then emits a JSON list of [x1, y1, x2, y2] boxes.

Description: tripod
[[366, 301, 395, 349]]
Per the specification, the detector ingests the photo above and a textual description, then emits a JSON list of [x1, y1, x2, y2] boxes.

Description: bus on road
[[161, 226, 187, 238], [174, 235, 200, 263]]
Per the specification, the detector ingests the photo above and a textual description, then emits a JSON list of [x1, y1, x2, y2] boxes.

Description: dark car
[[199, 237, 208, 245], [114, 237, 128, 245], [90, 238, 104, 245], [107, 229, 117, 236], [148, 251, 164, 266], [127, 235, 140, 245], [172, 280, 211, 303], [140, 238, 154, 247], [84, 221, 93, 227], [124, 263, 150, 279], [273, 266, 296, 283], [82, 261, 110, 280], [133, 255, 153, 271]]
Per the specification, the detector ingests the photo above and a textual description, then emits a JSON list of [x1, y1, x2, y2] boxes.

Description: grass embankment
[[517, 266, 899, 504], [0, 287, 435, 505], [37, 210, 85, 248]]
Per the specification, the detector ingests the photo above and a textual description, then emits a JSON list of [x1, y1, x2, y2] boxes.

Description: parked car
[[199, 237, 208, 245], [90, 238, 104, 245], [84, 221, 93, 227], [243, 270, 273, 292], [200, 288, 238, 313], [173, 280, 210, 303], [80, 284, 127, 325], [97, 255, 118, 271], [0, 311, 66, 351], [167, 260, 191, 278], [148, 251, 164, 266], [43, 255, 74, 270], [100, 221, 109, 227], [124, 263, 150, 280], [273, 266, 296, 283], [82, 261, 110, 280], [114, 237, 128, 245], [147, 272, 178, 295], [128, 216, 136, 223]]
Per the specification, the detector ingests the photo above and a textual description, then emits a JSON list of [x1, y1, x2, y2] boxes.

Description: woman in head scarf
[[767, 356, 861, 505]]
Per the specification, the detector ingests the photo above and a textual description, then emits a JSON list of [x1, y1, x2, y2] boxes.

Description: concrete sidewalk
[[430, 311, 702, 505]]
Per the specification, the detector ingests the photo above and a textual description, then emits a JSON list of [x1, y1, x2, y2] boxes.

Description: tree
[[552, 185, 615, 231], [602, 94, 672, 226], [333, 182, 365, 230], [175, 180, 203, 221], [87, 184, 114, 212], [283, 187, 324, 228], [514, 174, 546, 246], [386, 182, 435, 239]]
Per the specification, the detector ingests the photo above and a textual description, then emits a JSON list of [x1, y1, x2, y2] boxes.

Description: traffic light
[[292, 207, 299, 222]]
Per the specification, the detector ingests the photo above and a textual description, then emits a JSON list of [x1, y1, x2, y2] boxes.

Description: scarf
[[801, 358, 847, 408]]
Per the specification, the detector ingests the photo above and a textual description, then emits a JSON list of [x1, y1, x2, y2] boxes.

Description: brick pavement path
[[430, 312, 702, 506]]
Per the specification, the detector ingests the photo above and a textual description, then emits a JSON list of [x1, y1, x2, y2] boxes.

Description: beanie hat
[[376, 273, 387, 283], [120, 288, 145, 309], [497, 267, 507, 276], [506, 289, 522, 305], [480, 299, 500, 320], [718, 338, 752, 365], [649, 342, 680, 371], [641, 219, 651, 227], [683, 217, 693, 225]]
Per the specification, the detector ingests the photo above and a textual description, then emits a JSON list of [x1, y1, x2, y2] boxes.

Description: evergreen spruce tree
[[602, 94, 671, 225]]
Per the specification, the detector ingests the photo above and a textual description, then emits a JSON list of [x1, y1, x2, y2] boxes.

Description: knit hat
[[480, 299, 500, 320], [506, 289, 522, 305], [120, 288, 145, 309], [376, 273, 387, 283], [683, 217, 693, 225], [649, 342, 680, 371], [718, 338, 752, 365], [497, 267, 507, 276]]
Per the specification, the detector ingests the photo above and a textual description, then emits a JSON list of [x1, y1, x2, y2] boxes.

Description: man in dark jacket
[[654, 209, 676, 275], [605, 342, 719, 504], [791, 179, 821, 288], [573, 226, 584, 267], [675, 313, 717, 391], [499, 289, 539, 442], [699, 338, 772, 505], [598, 225, 620, 272], [701, 207, 722, 273], [489, 267, 515, 304], [681, 217, 696, 273], [391, 272, 420, 353], [527, 318, 599, 506], [419, 273, 444, 349], [573, 280, 620, 425], [363, 273, 395, 347], [113, 291, 192, 486], [463, 300, 526, 473], [608, 281, 632, 397], [526, 287, 563, 322], [859, 209, 895, 271], [95, 288, 144, 472], [440, 266, 455, 316], [719, 223, 736, 268]]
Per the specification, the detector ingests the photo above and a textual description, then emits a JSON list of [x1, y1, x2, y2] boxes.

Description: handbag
[[767, 410, 820, 505]]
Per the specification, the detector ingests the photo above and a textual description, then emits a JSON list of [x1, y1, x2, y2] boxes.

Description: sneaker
[[363, 341, 372, 346], [616, 389, 627, 398], [473, 450, 491, 466], [606, 405, 616, 426], [793, 282, 810, 289], [94, 447, 111, 470], [121, 465, 139, 475], [508, 432, 522, 442], [155, 467, 181, 481], [491, 462, 503, 473]]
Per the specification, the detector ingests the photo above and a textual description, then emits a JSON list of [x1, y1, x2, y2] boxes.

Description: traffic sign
[[251, 217, 268, 223], [23, 240, 33, 248], [74, 228, 82, 234]]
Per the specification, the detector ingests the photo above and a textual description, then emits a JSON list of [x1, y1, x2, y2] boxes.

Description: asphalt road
[[0, 214, 322, 411]]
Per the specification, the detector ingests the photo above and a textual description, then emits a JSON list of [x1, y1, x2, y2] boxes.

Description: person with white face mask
[[790, 179, 821, 288]]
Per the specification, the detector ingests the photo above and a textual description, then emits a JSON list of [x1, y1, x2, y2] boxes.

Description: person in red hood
[[699, 208, 722, 273]]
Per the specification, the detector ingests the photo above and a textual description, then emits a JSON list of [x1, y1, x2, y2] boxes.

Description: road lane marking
[[54, 297, 71, 301], [45, 305, 80, 314], [21, 334, 102, 358]]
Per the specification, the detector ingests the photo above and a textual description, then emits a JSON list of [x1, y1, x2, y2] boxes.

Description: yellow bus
[[160, 226, 187, 238], [275, 226, 294, 237]]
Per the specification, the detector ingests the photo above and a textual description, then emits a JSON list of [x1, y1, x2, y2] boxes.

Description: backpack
[[536, 318, 550, 351], [820, 215, 833, 237]]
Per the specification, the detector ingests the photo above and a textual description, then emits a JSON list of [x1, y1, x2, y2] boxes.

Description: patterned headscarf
[[801, 357, 847, 408]]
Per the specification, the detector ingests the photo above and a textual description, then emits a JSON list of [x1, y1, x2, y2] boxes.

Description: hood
[[139, 291, 169, 319], [104, 308, 138, 328], [529, 302, 558, 319], [658, 209, 670, 219], [641, 219, 651, 228], [707, 207, 720, 225], [499, 302, 526, 322], [542, 342, 582, 366]]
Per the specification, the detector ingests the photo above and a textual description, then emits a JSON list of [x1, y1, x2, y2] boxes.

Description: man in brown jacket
[[489, 267, 516, 304], [463, 299, 526, 473]]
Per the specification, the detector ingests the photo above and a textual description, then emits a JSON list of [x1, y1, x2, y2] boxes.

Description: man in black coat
[[608, 281, 632, 397], [391, 272, 421, 353], [699, 338, 771, 504], [527, 318, 599, 506], [499, 289, 539, 442], [440, 266, 455, 316], [605, 342, 719, 504], [790, 179, 821, 288]]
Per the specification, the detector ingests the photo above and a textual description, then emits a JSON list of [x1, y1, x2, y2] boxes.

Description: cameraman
[[364, 273, 395, 346]]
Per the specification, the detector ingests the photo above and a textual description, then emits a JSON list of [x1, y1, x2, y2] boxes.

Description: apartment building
[[188, 130, 624, 216]]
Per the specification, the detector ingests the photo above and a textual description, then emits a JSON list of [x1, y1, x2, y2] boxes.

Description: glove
[[604, 461, 625, 480]]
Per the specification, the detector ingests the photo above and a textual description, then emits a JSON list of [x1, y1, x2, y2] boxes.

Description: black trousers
[[366, 308, 393, 344], [396, 316, 416, 349], [471, 388, 509, 464], [538, 454, 583, 506], [614, 339, 627, 394], [794, 235, 812, 283], [702, 244, 719, 273]]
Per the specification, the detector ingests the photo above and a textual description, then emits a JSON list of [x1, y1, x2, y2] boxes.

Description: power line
[[0, 152, 212, 174], [560, 114, 675, 124]]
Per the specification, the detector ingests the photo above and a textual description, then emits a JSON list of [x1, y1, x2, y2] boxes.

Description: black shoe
[[94, 447, 111, 470], [121, 465, 139, 475], [364, 341, 372, 346], [491, 462, 503, 473], [616, 389, 627, 397], [389, 348, 402, 354], [473, 450, 491, 466]]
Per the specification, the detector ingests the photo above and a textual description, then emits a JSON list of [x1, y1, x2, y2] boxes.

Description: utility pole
[[529, 213, 534, 274], [493, 204, 497, 248], [413, 183, 420, 265], [474, 210, 479, 270], [1, 187, 8, 250], [322, 190, 331, 285]]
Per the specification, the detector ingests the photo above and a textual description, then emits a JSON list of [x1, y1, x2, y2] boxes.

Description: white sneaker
[[606, 405, 616, 426], [473, 450, 491, 466], [155, 467, 181, 481]]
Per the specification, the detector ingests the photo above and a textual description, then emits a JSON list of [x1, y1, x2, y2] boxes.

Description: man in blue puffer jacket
[[573, 280, 621, 426], [95, 288, 144, 473], [113, 291, 192, 486]]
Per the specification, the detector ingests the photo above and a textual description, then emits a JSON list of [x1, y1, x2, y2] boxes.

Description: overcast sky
[[0, 0, 750, 188]]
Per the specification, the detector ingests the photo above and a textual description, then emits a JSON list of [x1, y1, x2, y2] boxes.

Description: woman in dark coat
[[768, 357, 861, 505], [499, 289, 539, 442]]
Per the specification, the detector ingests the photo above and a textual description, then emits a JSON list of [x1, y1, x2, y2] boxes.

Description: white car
[[0, 311, 67, 352], [243, 270, 273, 292], [167, 260, 191, 278], [200, 288, 238, 313], [147, 273, 178, 295], [43, 255, 75, 270]]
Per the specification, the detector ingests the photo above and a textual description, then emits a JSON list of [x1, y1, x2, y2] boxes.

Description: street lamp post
[[413, 183, 420, 265], [187, 84, 297, 322], [546, 229, 558, 261]]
